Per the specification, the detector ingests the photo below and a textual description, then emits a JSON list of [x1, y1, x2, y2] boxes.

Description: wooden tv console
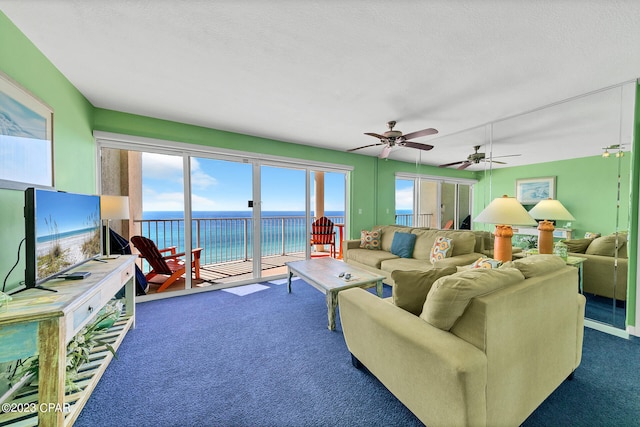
[[0, 255, 136, 427]]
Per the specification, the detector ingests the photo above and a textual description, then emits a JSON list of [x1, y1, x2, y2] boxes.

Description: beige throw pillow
[[391, 267, 457, 316], [561, 238, 592, 254], [585, 234, 627, 257], [420, 267, 524, 330]]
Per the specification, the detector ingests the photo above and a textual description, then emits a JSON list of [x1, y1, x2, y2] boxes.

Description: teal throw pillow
[[390, 232, 417, 258]]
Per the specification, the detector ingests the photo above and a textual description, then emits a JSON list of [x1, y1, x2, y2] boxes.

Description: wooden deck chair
[[131, 235, 203, 293], [310, 216, 336, 258]]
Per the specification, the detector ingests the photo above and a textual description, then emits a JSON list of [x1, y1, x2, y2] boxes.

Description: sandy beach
[[37, 230, 99, 266]]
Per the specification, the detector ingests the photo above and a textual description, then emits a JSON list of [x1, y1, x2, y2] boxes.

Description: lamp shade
[[474, 195, 537, 226], [528, 199, 575, 221], [100, 195, 130, 220]]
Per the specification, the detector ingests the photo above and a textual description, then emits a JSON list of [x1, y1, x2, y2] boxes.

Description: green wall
[[0, 12, 95, 292]]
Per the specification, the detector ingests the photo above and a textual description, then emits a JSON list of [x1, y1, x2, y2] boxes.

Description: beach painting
[[516, 176, 556, 204]]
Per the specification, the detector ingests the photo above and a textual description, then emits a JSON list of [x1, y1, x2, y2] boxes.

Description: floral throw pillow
[[360, 229, 381, 250], [471, 257, 503, 269], [430, 236, 453, 264], [584, 232, 601, 239]]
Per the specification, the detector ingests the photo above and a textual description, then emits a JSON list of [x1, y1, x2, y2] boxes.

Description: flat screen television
[[24, 188, 101, 291]]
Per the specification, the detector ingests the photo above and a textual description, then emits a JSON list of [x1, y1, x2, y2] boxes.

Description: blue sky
[[35, 189, 100, 237], [395, 179, 414, 210], [142, 153, 345, 212]]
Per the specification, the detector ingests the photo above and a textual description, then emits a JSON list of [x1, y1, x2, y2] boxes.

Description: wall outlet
[[358, 208, 362, 214]]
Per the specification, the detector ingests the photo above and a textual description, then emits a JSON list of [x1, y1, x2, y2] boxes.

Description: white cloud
[[395, 187, 414, 210], [142, 152, 183, 182], [191, 170, 218, 188], [142, 153, 218, 189], [142, 187, 184, 212]]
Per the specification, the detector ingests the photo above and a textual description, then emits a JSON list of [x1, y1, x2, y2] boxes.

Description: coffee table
[[286, 258, 385, 331]]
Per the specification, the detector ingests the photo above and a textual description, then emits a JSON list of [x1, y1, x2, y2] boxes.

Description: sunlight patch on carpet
[[222, 284, 270, 296], [267, 279, 289, 285]]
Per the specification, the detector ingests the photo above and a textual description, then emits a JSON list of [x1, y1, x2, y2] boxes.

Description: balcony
[[134, 215, 344, 291]]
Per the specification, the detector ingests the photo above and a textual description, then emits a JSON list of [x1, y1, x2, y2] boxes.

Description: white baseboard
[[584, 319, 630, 339]]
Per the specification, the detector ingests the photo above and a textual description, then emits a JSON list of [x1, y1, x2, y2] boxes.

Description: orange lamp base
[[493, 224, 514, 263], [537, 220, 555, 254]]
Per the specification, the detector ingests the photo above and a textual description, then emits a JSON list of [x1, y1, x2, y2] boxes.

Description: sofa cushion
[[430, 236, 453, 264], [391, 267, 457, 315], [501, 254, 566, 279], [359, 229, 381, 250], [379, 225, 414, 252], [420, 267, 525, 330], [585, 233, 627, 258], [347, 248, 398, 268], [391, 232, 417, 258], [380, 257, 432, 273], [410, 229, 438, 260], [561, 238, 592, 254], [440, 230, 476, 256]]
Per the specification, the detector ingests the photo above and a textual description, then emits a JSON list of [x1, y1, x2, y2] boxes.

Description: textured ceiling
[[2, 0, 639, 170]]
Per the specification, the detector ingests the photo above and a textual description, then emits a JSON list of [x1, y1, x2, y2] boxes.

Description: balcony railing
[[395, 213, 433, 227], [135, 215, 344, 266]]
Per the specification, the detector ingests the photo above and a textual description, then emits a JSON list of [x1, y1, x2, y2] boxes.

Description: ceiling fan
[[439, 145, 521, 170], [348, 121, 438, 159]]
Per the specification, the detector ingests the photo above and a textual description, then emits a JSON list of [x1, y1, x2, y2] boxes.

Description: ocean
[[140, 211, 345, 264]]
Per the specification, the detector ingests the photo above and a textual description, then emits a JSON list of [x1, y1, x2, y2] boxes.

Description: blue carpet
[[75, 281, 640, 427]]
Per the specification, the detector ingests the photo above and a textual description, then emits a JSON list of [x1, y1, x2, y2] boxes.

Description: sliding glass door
[[99, 138, 351, 294], [396, 174, 475, 229]]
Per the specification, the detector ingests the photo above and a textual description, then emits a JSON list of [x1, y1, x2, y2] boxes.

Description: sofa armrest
[[339, 288, 487, 426], [344, 239, 361, 250]]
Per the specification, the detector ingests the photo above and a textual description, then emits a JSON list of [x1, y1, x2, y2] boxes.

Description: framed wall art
[[516, 176, 556, 204], [0, 71, 54, 190]]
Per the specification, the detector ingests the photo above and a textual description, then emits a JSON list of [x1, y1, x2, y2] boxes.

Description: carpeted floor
[[75, 280, 640, 427]]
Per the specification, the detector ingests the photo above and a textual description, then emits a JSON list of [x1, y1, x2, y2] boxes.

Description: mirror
[[415, 81, 635, 331]]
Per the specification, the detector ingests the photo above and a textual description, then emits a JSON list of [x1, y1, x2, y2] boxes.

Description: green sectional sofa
[[564, 232, 628, 301], [343, 225, 485, 286]]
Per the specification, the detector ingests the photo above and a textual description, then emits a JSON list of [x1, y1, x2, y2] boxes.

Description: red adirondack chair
[[310, 216, 336, 258], [131, 235, 202, 292]]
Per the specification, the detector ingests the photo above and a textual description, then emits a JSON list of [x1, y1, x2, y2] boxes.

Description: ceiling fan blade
[[438, 160, 465, 168], [485, 159, 507, 164], [491, 153, 521, 160], [402, 141, 434, 151], [347, 142, 385, 152], [364, 132, 386, 140], [457, 162, 473, 170], [379, 146, 392, 159], [402, 128, 438, 140]]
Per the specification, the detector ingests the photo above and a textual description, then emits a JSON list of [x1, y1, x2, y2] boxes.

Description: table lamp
[[528, 199, 575, 255], [475, 195, 537, 262], [100, 195, 130, 258]]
